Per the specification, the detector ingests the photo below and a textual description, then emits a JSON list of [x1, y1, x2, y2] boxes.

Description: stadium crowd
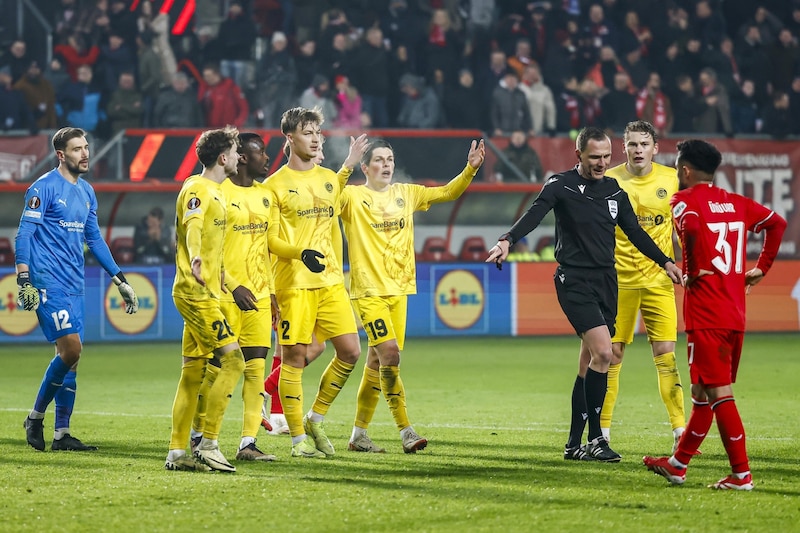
[[1, 0, 800, 139]]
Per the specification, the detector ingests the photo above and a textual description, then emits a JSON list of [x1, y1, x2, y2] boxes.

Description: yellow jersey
[[173, 174, 227, 300], [264, 164, 348, 290], [219, 178, 274, 301], [607, 162, 678, 288], [341, 164, 477, 298]]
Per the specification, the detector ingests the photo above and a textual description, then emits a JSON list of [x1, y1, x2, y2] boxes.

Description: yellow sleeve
[[421, 163, 477, 205], [267, 208, 303, 259], [186, 217, 203, 260], [337, 165, 354, 189]]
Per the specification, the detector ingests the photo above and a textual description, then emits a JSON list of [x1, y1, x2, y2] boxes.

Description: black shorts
[[554, 265, 618, 337]]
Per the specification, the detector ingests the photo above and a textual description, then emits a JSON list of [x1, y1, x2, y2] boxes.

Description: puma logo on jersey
[[362, 200, 372, 209], [231, 202, 240, 209], [57, 198, 67, 207], [289, 189, 299, 195]]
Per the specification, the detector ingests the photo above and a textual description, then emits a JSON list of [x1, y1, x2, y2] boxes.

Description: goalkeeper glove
[[112, 272, 139, 314], [301, 249, 325, 273], [16, 271, 40, 311]]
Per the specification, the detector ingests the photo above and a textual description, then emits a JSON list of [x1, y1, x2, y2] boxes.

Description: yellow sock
[[380, 365, 410, 430], [241, 357, 266, 439], [354, 365, 381, 429], [311, 355, 355, 417], [600, 362, 622, 431], [278, 363, 304, 437], [202, 348, 245, 440], [192, 363, 219, 434], [169, 358, 207, 450], [654, 352, 686, 430]]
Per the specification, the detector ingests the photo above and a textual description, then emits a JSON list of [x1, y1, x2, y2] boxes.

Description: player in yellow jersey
[[603, 120, 685, 452], [191, 132, 279, 462], [263, 107, 369, 458], [166, 126, 244, 473], [342, 138, 485, 454]]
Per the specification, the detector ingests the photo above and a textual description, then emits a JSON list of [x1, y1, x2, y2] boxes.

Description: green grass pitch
[[1, 334, 798, 532]]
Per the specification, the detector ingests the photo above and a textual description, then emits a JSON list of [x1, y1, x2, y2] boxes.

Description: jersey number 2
[[707, 221, 745, 275]]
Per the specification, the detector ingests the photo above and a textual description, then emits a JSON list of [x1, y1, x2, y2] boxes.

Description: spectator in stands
[[322, 32, 353, 84], [526, 6, 554, 67], [680, 38, 706, 82], [200, 63, 249, 128], [54, 32, 100, 82], [333, 75, 362, 129], [133, 206, 173, 264], [52, 0, 81, 44], [396, 73, 441, 129], [0, 66, 36, 132], [692, 0, 726, 51], [423, 8, 464, 86], [761, 91, 792, 139], [736, 23, 771, 104], [3, 40, 31, 84], [507, 38, 534, 80], [618, 10, 652, 61], [655, 41, 684, 100], [137, 30, 162, 128], [490, 68, 532, 137], [257, 31, 297, 129], [97, 31, 135, 96], [768, 29, 800, 94], [57, 64, 104, 133], [495, 12, 531, 59], [738, 5, 783, 48], [477, 49, 508, 129], [217, 1, 258, 91], [496, 130, 543, 182], [543, 31, 578, 95], [148, 8, 178, 87], [577, 78, 604, 128], [519, 63, 555, 135], [352, 27, 391, 128], [109, 0, 139, 51], [380, 0, 421, 75], [153, 72, 203, 128], [293, 1, 328, 43], [635, 72, 673, 136], [730, 79, 760, 134], [444, 68, 483, 130], [696, 67, 733, 136], [789, 2, 800, 37], [45, 54, 71, 95], [671, 74, 705, 133], [556, 75, 582, 133], [294, 39, 320, 101], [703, 37, 740, 96], [620, 46, 650, 91], [106, 71, 142, 134], [299, 74, 337, 125], [75, 0, 111, 46], [601, 71, 637, 134], [584, 3, 619, 52], [14, 59, 58, 130]]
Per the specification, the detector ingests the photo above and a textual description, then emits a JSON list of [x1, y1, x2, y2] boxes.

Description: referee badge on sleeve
[[608, 199, 618, 219]]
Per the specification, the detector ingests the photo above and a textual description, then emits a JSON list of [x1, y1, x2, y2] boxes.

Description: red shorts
[[686, 329, 744, 388]]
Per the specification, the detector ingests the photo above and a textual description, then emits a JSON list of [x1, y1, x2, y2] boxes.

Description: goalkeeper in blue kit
[[15, 127, 139, 452]]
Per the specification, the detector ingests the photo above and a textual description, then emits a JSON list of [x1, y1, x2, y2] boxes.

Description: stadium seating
[[458, 236, 488, 262], [418, 236, 456, 262], [110, 236, 135, 264], [0, 237, 13, 265]]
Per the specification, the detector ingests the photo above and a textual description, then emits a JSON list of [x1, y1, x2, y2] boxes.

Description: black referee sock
[[585, 368, 608, 442], [566, 375, 587, 449]]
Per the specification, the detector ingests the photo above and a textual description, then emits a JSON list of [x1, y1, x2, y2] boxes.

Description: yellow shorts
[[352, 295, 407, 350], [275, 283, 357, 346], [174, 297, 235, 358], [612, 284, 677, 345], [220, 300, 272, 349]]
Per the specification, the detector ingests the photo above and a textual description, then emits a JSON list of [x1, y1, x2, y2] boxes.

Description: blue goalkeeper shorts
[[35, 288, 85, 343]]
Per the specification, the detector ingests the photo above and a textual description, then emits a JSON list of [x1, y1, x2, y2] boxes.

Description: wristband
[[498, 233, 515, 247]]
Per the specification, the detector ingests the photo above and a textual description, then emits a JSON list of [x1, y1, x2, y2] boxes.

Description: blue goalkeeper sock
[[54, 370, 77, 434], [33, 355, 71, 415]]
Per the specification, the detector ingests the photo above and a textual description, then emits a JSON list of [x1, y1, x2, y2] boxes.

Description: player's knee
[[220, 349, 246, 374]]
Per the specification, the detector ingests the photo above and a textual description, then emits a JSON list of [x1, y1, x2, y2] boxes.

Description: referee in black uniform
[[487, 127, 684, 462]]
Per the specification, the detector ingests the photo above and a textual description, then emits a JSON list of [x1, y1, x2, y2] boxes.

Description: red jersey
[[671, 183, 786, 331]]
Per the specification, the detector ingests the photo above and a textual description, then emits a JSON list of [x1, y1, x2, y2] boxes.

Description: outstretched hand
[[485, 240, 510, 270], [468, 139, 486, 169], [342, 134, 370, 170]]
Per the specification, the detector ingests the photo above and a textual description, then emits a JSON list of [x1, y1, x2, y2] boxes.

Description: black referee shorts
[[553, 265, 618, 337]]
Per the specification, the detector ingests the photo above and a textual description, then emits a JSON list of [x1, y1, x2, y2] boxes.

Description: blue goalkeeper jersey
[[15, 168, 119, 295]]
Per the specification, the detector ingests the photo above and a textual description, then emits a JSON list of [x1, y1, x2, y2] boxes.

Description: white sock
[[351, 426, 367, 441], [601, 427, 611, 441], [240, 436, 255, 450], [400, 426, 414, 440], [199, 437, 218, 450], [733, 471, 750, 479], [29, 410, 45, 420], [291, 434, 306, 446], [54, 428, 69, 440], [308, 410, 324, 423], [190, 429, 202, 439], [167, 449, 186, 462], [668, 456, 687, 469], [673, 427, 685, 439]]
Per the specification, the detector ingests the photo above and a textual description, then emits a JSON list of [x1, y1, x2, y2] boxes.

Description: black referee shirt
[[504, 166, 672, 269]]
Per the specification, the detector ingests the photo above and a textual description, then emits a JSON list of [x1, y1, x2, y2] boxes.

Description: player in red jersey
[[643, 139, 786, 490]]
